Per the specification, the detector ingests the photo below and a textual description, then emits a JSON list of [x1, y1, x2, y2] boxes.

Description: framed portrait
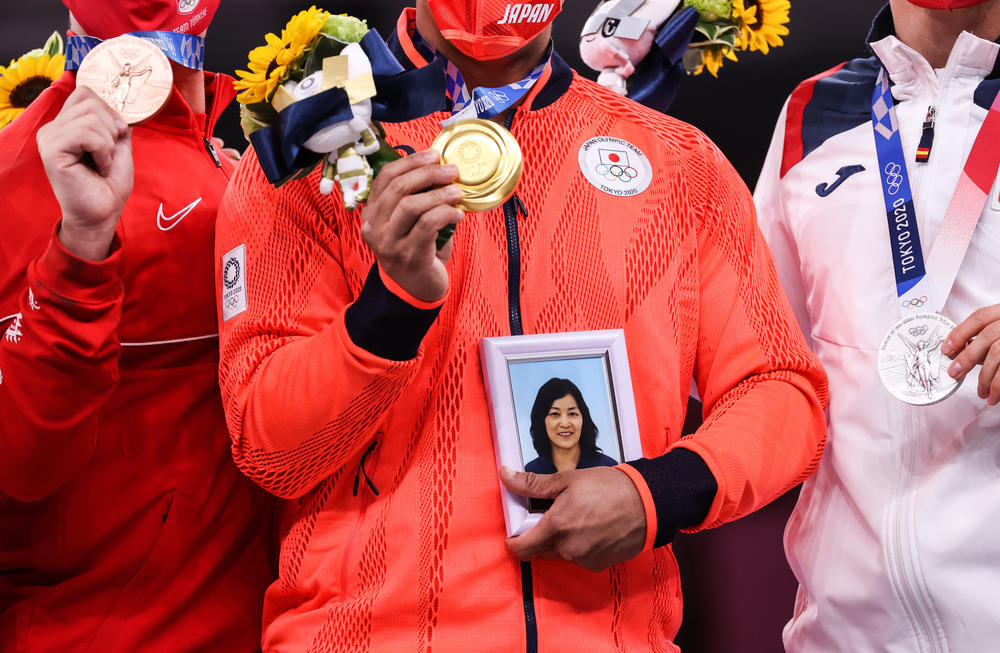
[[479, 330, 643, 537]]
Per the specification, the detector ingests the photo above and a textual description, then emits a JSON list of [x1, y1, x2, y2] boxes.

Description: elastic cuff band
[[377, 264, 447, 310], [626, 448, 718, 548], [345, 264, 443, 361], [32, 224, 123, 305], [616, 463, 657, 552]]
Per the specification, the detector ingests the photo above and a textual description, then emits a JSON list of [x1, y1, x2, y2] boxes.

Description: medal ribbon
[[411, 30, 550, 124], [65, 32, 205, 71], [871, 67, 1000, 316]]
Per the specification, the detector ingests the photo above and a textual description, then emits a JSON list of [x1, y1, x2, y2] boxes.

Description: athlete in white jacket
[[756, 1, 1000, 651]]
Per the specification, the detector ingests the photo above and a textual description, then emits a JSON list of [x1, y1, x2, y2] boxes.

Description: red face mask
[[905, 0, 991, 9], [427, 0, 563, 60], [62, 0, 220, 40]]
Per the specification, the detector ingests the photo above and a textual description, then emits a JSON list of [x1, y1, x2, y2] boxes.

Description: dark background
[[1, 1, 880, 651]]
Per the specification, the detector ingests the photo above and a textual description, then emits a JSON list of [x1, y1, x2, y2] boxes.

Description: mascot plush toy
[[580, 0, 682, 96], [280, 42, 381, 206]]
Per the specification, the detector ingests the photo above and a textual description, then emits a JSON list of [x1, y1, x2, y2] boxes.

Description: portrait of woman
[[524, 377, 619, 475]]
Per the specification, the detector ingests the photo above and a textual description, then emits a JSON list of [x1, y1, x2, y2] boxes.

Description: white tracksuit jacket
[[755, 8, 1000, 653]]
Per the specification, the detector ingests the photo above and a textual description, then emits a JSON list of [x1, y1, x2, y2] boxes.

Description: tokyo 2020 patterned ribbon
[[410, 29, 551, 125], [65, 31, 205, 71], [871, 67, 1000, 318]]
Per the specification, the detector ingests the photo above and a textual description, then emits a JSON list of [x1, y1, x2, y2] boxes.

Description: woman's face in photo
[[545, 394, 582, 452]]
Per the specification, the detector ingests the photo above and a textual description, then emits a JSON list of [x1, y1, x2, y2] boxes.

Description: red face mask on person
[[905, 0, 991, 9], [61, 0, 220, 40], [427, 0, 563, 60]]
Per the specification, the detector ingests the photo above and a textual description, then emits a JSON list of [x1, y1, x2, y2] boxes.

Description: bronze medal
[[76, 35, 173, 124]]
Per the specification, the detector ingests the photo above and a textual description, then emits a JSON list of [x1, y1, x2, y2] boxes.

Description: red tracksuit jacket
[[0, 71, 276, 651]]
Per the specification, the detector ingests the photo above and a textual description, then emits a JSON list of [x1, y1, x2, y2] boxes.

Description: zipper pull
[[514, 193, 528, 218], [203, 137, 222, 167], [915, 105, 936, 164]]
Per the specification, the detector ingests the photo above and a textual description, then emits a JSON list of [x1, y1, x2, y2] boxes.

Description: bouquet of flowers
[[0, 31, 66, 130], [235, 7, 446, 210]]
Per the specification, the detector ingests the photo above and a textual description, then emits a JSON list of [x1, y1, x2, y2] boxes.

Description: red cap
[[905, 0, 991, 8], [427, 0, 562, 60], [62, 0, 220, 39]]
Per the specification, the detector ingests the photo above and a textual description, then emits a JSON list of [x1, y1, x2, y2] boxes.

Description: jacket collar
[[142, 70, 235, 135], [387, 7, 572, 113], [867, 3, 1000, 90]]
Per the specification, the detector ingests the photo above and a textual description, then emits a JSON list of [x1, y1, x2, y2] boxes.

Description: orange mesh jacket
[[216, 19, 828, 652]]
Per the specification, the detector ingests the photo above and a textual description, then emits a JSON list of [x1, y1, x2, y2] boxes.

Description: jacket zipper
[[203, 137, 222, 167], [883, 71, 956, 653], [886, 406, 947, 653], [501, 109, 538, 653]]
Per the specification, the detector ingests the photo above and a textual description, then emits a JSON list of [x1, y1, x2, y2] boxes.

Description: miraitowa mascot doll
[[279, 41, 381, 206], [580, 0, 699, 110]]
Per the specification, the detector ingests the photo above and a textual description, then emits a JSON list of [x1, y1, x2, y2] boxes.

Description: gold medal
[[76, 35, 173, 125], [431, 118, 523, 213]]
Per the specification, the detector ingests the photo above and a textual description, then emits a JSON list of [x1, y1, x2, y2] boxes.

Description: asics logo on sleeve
[[815, 164, 866, 197], [497, 3, 557, 25], [157, 197, 203, 232], [4, 313, 23, 344]]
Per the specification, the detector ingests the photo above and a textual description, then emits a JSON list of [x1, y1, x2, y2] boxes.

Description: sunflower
[[688, 44, 739, 77], [235, 6, 330, 105], [0, 51, 65, 129], [732, 0, 790, 55]]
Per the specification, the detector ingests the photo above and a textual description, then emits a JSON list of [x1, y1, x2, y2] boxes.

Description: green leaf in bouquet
[[302, 33, 348, 78], [368, 132, 403, 178], [694, 21, 739, 47], [240, 102, 277, 141], [44, 31, 64, 57]]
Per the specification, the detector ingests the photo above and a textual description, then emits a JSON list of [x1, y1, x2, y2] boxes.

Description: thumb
[[500, 466, 570, 499]]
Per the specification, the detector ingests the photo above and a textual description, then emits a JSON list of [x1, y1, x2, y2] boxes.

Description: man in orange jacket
[[0, 1, 276, 650], [216, 1, 828, 650]]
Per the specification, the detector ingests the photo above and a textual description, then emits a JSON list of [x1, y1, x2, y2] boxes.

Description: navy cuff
[[627, 448, 717, 548], [344, 265, 442, 361]]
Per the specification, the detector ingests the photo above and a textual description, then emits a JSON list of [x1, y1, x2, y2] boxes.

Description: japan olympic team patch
[[221, 244, 248, 322], [578, 136, 652, 197]]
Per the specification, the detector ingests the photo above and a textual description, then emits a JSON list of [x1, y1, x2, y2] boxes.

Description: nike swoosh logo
[[157, 197, 203, 232], [815, 165, 866, 197]]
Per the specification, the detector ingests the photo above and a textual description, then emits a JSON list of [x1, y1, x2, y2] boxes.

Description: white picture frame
[[479, 329, 643, 537]]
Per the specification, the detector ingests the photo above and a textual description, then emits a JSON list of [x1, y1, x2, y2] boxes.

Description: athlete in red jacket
[[217, 1, 828, 650], [0, 2, 276, 650]]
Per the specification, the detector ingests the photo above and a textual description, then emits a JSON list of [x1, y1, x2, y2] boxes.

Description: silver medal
[[877, 312, 961, 405]]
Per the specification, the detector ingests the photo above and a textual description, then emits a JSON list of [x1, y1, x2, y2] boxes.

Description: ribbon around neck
[[250, 30, 449, 185], [627, 6, 699, 113], [65, 32, 205, 70]]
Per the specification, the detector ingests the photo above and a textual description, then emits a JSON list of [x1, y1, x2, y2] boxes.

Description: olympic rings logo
[[223, 258, 240, 290], [225, 295, 240, 310], [909, 325, 929, 337], [883, 162, 904, 195], [901, 296, 927, 309], [595, 163, 639, 184], [178, 0, 199, 14]]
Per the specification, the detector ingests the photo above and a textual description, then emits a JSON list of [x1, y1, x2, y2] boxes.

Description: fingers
[[944, 305, 1000, 357], [389, 184, 463, 241], [499, 466, 570, 500], [947, 319, 1000, 381], [506, 514, 558, 561], [978, 340, 1000, 404], [38, 87, 129, 176]]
